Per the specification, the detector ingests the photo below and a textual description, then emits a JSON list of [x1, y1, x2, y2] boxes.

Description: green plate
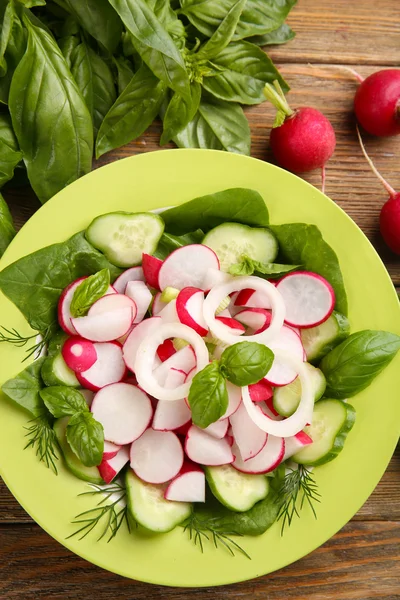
[[0, 150, 399, 587]]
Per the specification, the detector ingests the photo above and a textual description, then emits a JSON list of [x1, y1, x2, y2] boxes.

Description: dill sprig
[[24, 416, 59, 474], [0, 326, 50, 361], [276, 465, 321, 535], [182, 513, 251, 559]]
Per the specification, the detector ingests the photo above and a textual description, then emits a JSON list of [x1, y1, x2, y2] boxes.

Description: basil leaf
[[109, 0, 190, 99], [197, 0, 246, 60], [228, 255, 299, 277], [2, 357, 46, 417], [96, 64, 166, 158], [249, 23, 295, 46], [58, 34, 80, 68], [320, 330, 400, 399], [270, 223, 348, 315], [66, 411, 104, 467], [0, 112, 22, 188], [0, 10, 26, 105], [113, 56, 135, 94], [154, 230, 204, 260], [220, 341, 274, 386], [0, 1, 15, 77], [62, 0, 123, 54], [70, 268, 110, 317], [40, 386, 88, 418], [160, 82, 201, 145], [188, 361, 228, 428], [0, 232, 122, 333], [9, 16, 93, 203], [0, 193, 16, 257]]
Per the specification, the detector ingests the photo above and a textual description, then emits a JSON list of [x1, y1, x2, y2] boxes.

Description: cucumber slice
[[202, 223, 278, 272], [205, 465, 269, 512], [86, 212, 165, 268], [273, 363, 326, 417], [293, 399, 356, 466], [125, 470, 191, 533], [54, 417, 103, 483], [41, 353, 79, 387], [301, 311, 350, 363]]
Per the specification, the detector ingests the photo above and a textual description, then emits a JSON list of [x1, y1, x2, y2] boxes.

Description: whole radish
[[354, 70, 400, 137], [357, 127, 400, 254]]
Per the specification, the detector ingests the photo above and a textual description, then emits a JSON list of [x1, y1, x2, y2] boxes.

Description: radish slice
[[122, 316, 161, 371], [77, 342, 127, 391], [176, 287, 208, 336], [203, 268, 232, 292], [164, 367, 187, 389], [232, 435, 285, 474], [248, 379, 273, 403], [158, 299, 179, 323], [284, 431, 313, 460], [203, 419, 229, 439], [229, 402, 267, 461], [134, 323, 209, 401], [234, 288, 272, 309], [80, 389, 95, 407], [153, 346, 195, 386], [259, 400, 283, 421], [276, 271, 335, 328], [152, 292, 167, 315], [125, 280, 153, 323], [62, 337, 97, 372], [185, 425, 234, 466], [265, 325, 304, 386], [215, 316, 245, 335], [153, 386, 191, 430], [220, 382, 242, 420], [158, 245, 220, 291], [142, 253, 163, 290], [58, 277, 86, 335], [164, 461, 205, 502], [242, 349, 314, 437], [203, 276, 285, 346], [130, 429, 184, 484], [72, 307, 133, 343], [89, 293, 137, 320], [99, 445, 130, 484], [157, 339, 176, 362], [113, 267, 145, 294], [174, 421, 192, 437], [235, 308, 272, 333], [103, 440, 121, 460]]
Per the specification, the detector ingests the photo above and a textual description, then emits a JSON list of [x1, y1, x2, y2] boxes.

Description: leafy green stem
[[24, 415, 59, 474], [0, 325, 51, 361], [182, 513, 251, 559], [276, 465, 320, 535]]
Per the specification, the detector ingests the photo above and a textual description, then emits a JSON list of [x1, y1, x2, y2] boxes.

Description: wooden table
[[1, 0, 400, 597]]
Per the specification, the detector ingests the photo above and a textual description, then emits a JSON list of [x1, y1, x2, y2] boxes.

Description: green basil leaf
[[40, 386, 88, 418], [249, 23, 295, 46], [197, 0, 246, 60], [0, 113, 22, 188], [113, 55, 135, 94], [0, 1, 15, 77], [160, 82, 201, 145], [58, 34, 80, 69], [2, 357, 46, 417], [9, 16, 93, 203], [228, 255, 299, 277], [96, 64, 166, 158], [220, 341, 274, 386], [188, 361, 228, 428], [0, 193, 16, 256], [0, 10, 26, 105], [154, 230, 204, 260], [320, 330, 400, 399], [66, 411, 104, 467], [62, 0, 123, 54], [70, 268, 110, 317], [109, 0, 190, 99]]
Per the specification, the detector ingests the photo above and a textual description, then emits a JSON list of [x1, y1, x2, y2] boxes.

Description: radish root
[[356, 126, 397, 198]]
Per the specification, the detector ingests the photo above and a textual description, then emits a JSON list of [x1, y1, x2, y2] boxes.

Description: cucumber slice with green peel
[[125, 470, 192, 533], [86, 212, 165, 268], [301, 311, 350, 363], [205, 465, 269, 512], [41, 353, 79, 387], [202, 223, 278, 272], [273, 363, 326, 417], [54, 417, 103, 483], [292, 399, 356, 466]]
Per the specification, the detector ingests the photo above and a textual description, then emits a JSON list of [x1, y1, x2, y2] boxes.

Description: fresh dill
[[24, 416, 59, 474], [182, 513, 251, 559], [0, 326, 50, 361], [276, 465, 321, 535]]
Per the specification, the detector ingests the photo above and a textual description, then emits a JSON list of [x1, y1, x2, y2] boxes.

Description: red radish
[[125, 281, 153, 323], [284, 431, 313, 460], [77, 342, 127, 391], [113, 267, 145, 294], [58, 277, 86, 335], [62, 337, 97, 372], [215, 316, 245, 335], [142, 253, 163, 289], [234, 288, 271, 309], [229, 402, 267, 461], [151, 292, 167, 315], [203, 419, 229, 439], [174, 421, 192, 437], [122, 316, 161, 371], [276, 271, 335, 328], [153, 345, 195, 386], [232, 435, 284, 474], [158, 245, 220, 291], [185, 366, 196, 385], [176, 287, 208, 336], [185, 425, 234, 466], [265, 325, 304, 386], [354, 69, 400, 137], [259, 400, 283, 421], [157, 339, 176, 362], [80, 389, 94, 407], [89, 293, 137, 318], [235, 308, 272, 333], [158, 299, 179, 323], [164, 461, 205, 502], [103, 440, 121, 460], [130, 429, 183, 484], [220, 382, 242, 419], [99, 445, 130, 484], [153, 396, 191, 431], [248, 379, 273, 403], [72, 307, 133, 343], [164, 367, 187, 388], [203, 267, 232, 291]]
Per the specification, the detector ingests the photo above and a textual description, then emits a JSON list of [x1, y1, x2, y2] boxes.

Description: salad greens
[[66, 411, 104, 468], [40, 386, 89, 418], [2, 357, 45, 417], [219, 341, 274, 386], [69, 269, 110, 318], [0, 193, 16, 257], [0, 113, 22, 189], [228, 255, 299, 277], [188, 361, 228, 428]]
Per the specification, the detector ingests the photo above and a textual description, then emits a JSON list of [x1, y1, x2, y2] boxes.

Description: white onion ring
[[203, 276, 285, 345], [242, 349, 313, 437], [134, 323, 209, 401]]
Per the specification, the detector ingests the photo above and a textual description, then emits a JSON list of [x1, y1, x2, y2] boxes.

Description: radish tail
[[321, 165, 326, 195], [307, 63, 364, 84], [356, 126, 397, 198]]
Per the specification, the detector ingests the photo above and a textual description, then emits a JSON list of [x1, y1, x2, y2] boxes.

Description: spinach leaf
[[270, 223, 348, 315], [66, 410, 104, 466], [40, 386, 88, 418], [113, 56, 135, 94], [0, 9, 26, 105], [0, 232, 122, 333], [188, 361, 228, 428], [228, 255, 299, 277], [203, 41, 289, 105], [108, 0, 190, 99], [96, 64, 166, 158], [160, 82, 201, 145], [162, 188, 269, 234], [0, 193, 16, 257], [2, 357, 46, 417], [9, 15, 93, 203], [154, 230, 204, 260], [70, 268, 110, 317], [0, 112, 22, 188], [249, 23, 295, 46], [220, 341, 274, 386], [58, 34, 80, 68], [197, 0, 246, 60], [320, 330, 400, 399], [62, 0, 123, 54], [47, 329, 69, 356]]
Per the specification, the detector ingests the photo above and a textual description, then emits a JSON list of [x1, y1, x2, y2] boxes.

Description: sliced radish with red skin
[[142, 253, 163, 290], [158, 299, 179, 323], [152, 292, 167, 316], [259, 400, 283, 421], [80, 389, 95, 407], [152, 383, 191, 430], [176, 287, 208, 336], [58, 277, 86, 335], [72, 307, 133, 343], [91, 382, 153, 444], [157, 339, 176, 362], [130, 429, 183, 484], [174, 421, 192, 437], [229, 402, 267, 461], [220, 382, 241, 420], [103, 440, 121, 460], [276, 271, 335, 328], [284, 431, 313, 460], [99, 445, 130, 484], [232, 435, 285, 474], [265, 325, 304, 386], [215, 316, 245, 335], [62, 337, 97, 372], [113, 267, 145, 294], [248, 379, 273, 403], [234, 288, 272, 309], [89, 293, 137, 320], [77, 342, 127, 391], [125, 280, 153, 323], [203, 268, 231, 292], [123, 316, 161, 372], [235, 308, 272, 333], [164, 461, 205, 502], [153, 346, 195, 386], [226, 433, 234, 447], [203, 419, 229, 439], [185, 425, 234, 466], [158, 245, 220, 291], [217, 308, 231, 318], [185, 366, 196, 384]]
